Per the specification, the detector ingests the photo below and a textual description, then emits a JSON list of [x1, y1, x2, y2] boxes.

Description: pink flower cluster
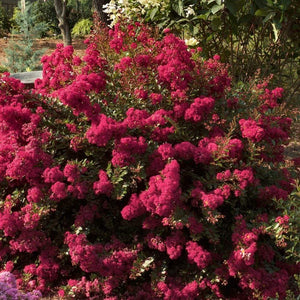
[[239, 118, 265, 142], [112, 136, 147, 167], [86, 114, 126, 147], [150, 230, 186, 260], [156, 33, 195, 90], [186, 241, 212, 269], [225, 216, 292, 299], [124, 160, 181, 218], [184, 97, 215, 122], [93, 169, 113, 196]]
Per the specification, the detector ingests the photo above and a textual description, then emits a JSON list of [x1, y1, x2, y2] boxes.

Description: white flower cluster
[[103, 0, 170, 25], [137, 0, 168, 9], [185, 4, 196, 17], [185, 37, 199, 46]]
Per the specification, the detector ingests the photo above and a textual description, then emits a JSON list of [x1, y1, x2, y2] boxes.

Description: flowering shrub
[[0, 19, 299, 299]]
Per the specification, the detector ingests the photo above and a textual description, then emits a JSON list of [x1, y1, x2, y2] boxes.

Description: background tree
[[33, 0, 60, 35], [4, 1, 47, 72], [38, 0, 94, 45], [0, 2, 12, 37]]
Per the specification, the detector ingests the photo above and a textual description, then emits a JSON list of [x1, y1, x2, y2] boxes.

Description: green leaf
[[150, 7, 159, 20], [266, 0, 275, 7], [172, 0, 185, 16], [255, 8, 268, 16], [206, 33, 214, 41], [211, 4, 224, 14], [106, 162, 112, 176], [193, 25, 200, 35], [178, 0, 184, 16], [167, 19, 176, 28], [177, 18, 190, 24], [281, 0, 291, 10], [211, 16, 222, 30], [158, 19, 170, 29], [263, 11, 276, 23], [225, 0, 239, 15], [254, 0, 267, 8], [192, 14, 209, 21], [274, 222, 280, 230], [272, 21, 279, 41]]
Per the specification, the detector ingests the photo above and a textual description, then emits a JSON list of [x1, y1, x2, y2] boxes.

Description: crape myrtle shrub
[[0, 19, 299, 299]]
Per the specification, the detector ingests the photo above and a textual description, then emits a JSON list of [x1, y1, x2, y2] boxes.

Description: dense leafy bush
[[72, 18, 93, 37], [0, 20, 299, 299]]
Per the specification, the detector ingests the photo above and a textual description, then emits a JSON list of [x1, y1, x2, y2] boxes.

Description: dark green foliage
[[32, 0, 60, 36], [0, 2, 12, 37], [68, 0, 93, 21]]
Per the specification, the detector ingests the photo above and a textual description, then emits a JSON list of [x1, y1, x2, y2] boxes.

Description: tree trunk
[[54, 0, 72, 46], [92, 0, 110, 24]]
